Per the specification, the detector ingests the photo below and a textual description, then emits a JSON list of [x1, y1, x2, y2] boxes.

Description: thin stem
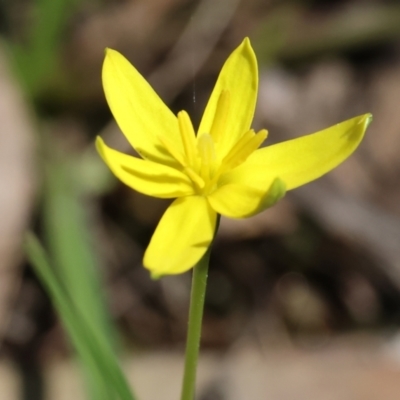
[[180, 248, 211, 400]]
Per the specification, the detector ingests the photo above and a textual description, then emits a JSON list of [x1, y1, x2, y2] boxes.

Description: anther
[[222, 129, 267, 169], [198, 133, 216, 181], [209, 91, 230, 143], [177, 111, 197, 166]]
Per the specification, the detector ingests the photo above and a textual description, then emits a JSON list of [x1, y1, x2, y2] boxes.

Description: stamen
[[177, 111, 197, 166], [198, 133, 216, 180], [222, 129, 268, 169], [209, 90, 230, 143]]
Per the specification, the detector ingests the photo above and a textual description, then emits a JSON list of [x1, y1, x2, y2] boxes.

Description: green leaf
[[25, 233, 136, 400]]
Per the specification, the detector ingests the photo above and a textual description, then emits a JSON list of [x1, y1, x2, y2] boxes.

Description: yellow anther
[[198, 134, 216, 165], [209, 90, 230, 143], [252, 129, 268, 149], [222, 130, 254, 167], [177, 111, 197, 166], [222, 129, 267, 169], [260, 129, 268, 141], [197, 133, 216, 181]]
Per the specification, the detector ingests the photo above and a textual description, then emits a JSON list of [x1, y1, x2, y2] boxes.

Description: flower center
[[159, 91, 267, 196]]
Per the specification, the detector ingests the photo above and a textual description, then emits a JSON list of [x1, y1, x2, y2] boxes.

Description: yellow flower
[[96, 38, 372, 277]]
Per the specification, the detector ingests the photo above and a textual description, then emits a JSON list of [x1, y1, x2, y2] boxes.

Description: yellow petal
[[96, 137, 194, 198], [102, 49, 182, 167], [198, 38, 258, 157], [208, 178, 286, 218], [223, 114, 372, 191], [144, 196, 217, 277]]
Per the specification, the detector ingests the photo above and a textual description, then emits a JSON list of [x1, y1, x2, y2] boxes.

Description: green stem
[[180, 248, 211, 400]]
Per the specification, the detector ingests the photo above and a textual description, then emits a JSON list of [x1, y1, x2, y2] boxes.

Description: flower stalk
[[180, 247, 211, 400]]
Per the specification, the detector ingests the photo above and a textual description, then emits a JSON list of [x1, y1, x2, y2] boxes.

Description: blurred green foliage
[[4, 0, 137, 398]]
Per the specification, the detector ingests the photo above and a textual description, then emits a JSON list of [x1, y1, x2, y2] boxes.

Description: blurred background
[[2, 0, 400, 399]]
